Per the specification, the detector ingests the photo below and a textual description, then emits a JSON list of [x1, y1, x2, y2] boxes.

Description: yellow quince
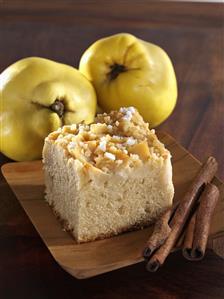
[[0, 57, 96, 161], [79, 33, 177, 127]]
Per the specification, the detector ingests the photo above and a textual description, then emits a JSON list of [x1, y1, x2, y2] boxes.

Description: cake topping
[[68, 141, 76, 150], [47, 107, 169, 172], [125, 137, 137, 146], [104, 152, 116, 161], [107, 124, 113, 131], [98, 140, 107, 152], [120, 106, 136, 121], [70, 124, 77, 130]]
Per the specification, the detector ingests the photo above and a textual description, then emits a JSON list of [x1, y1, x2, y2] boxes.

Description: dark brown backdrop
[[0, 1, 224, 299]]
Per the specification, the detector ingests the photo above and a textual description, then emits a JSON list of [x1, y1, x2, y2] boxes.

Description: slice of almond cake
[[43, 107, 174, 243]]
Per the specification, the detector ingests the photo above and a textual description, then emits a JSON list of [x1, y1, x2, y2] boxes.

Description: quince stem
[[50, 100, 64, 117], [109, 63, 127, 80]]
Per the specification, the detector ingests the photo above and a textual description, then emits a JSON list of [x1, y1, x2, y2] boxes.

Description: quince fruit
[[0, 57, 96, 161], [79, 33, 177, 127]]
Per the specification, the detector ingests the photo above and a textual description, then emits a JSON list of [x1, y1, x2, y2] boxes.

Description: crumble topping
[[104, 152, 116, 161], [47, 107, 169, 172]]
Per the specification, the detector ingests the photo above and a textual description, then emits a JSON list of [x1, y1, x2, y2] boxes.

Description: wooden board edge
[[1, 132, 224, 279]]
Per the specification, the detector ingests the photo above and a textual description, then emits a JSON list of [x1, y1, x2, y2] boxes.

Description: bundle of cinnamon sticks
[[143, 156, 219, 272]]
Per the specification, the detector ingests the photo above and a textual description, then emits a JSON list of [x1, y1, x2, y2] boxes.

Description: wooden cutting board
[[1, 132, 224, 279]]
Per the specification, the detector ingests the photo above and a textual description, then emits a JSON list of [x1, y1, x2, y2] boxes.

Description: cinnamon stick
[[146, 156, 218, 272], [182, 183, 219, 260], [182, 212, 197, 260], [191, 183, 219, 260], [143, 208, 172, 259], [143, 201, 179, 259]]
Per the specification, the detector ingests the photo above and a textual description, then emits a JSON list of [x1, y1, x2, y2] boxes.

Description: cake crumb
[[104, 152, 116, 161], [98, 140, 107, 152], [68, 142, 76, 150], [126, 137, 136, 146]]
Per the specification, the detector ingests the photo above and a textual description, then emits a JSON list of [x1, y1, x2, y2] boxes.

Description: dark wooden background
[[0, 1, 224, 298]]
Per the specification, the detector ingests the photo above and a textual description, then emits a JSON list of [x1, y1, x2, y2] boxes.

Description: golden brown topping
[[128, 141, 150, 161], [46, 107, 169, 172]]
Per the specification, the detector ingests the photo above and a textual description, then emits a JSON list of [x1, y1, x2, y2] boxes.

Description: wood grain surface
[[0, 0, 224, 298]]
